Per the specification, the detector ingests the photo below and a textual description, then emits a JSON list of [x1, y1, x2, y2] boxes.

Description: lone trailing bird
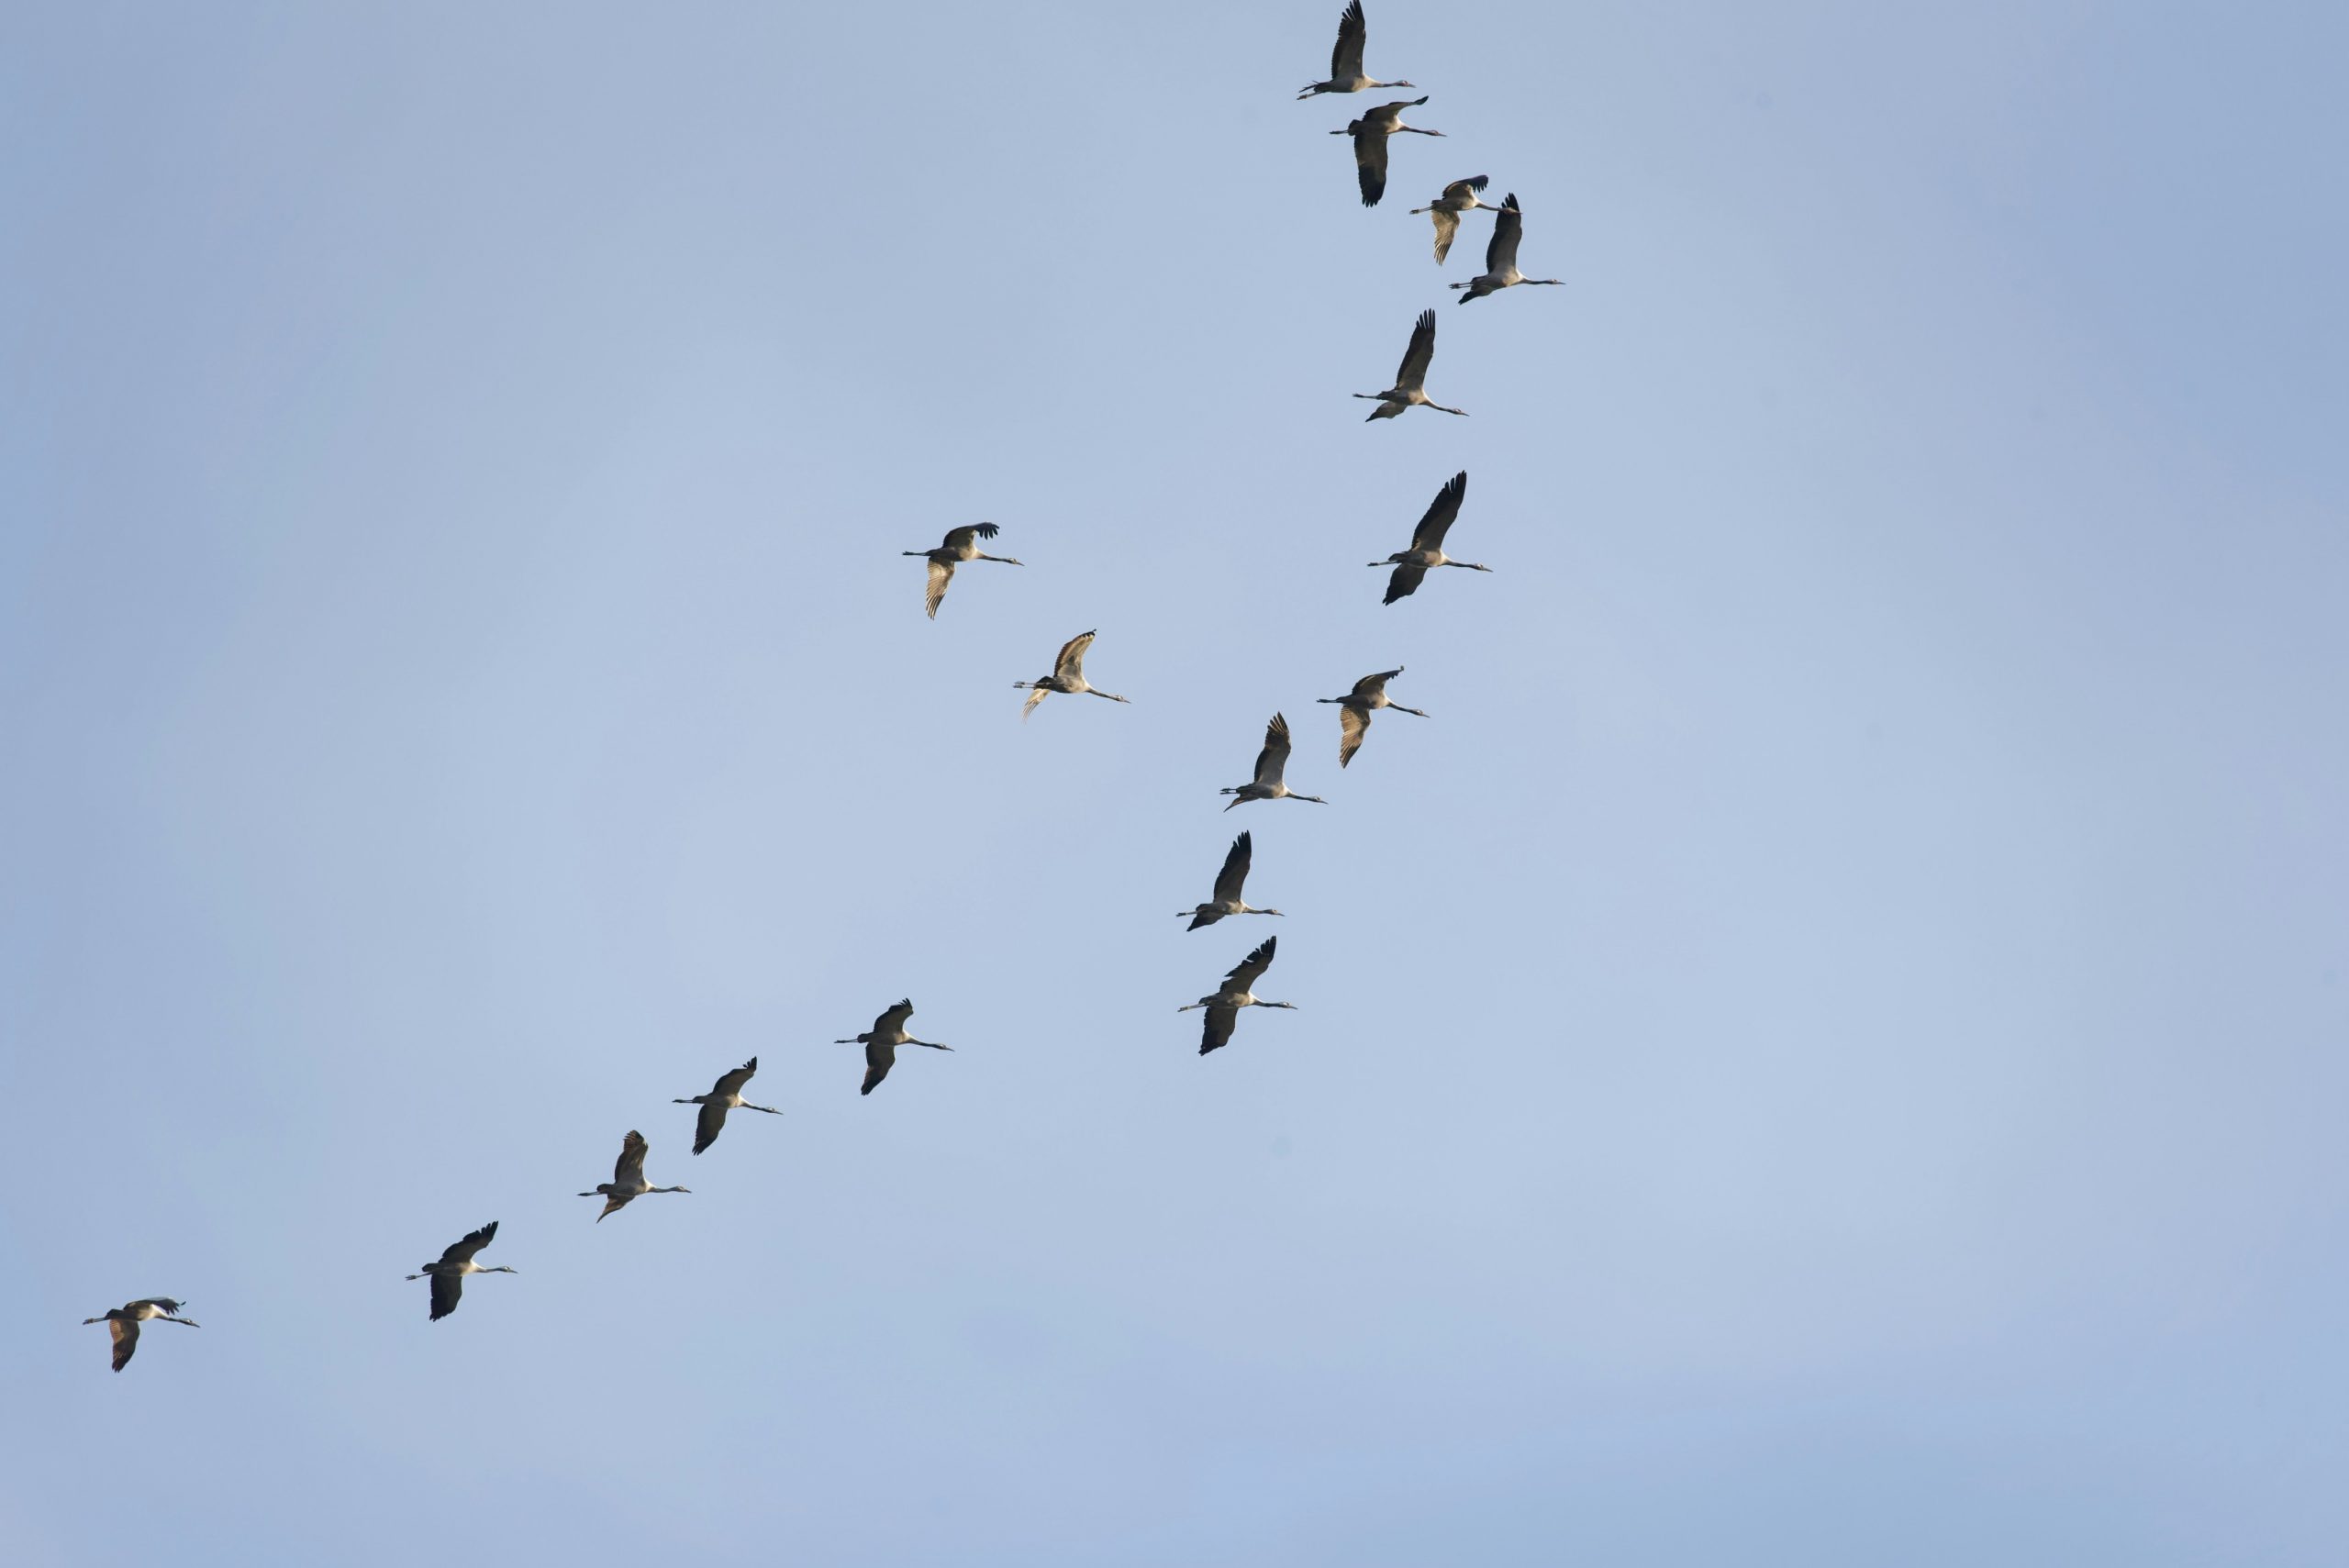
[[839, 999, 952, 1095], [578, 1130, 690, 1221], [1333, 96, 1443, 207], [82, 1299, 198, 1373], [675, 1057, 782, 1155], [1013, 629, 1130, 716], [1409, 175, 1498, 263], [1179, 830, 1284, 929], [1452, 193, 1563, 303], [1318, 667, 1429, 767], [906, 522, 1021, 619], [1372, 471, 1490, 604], [1180, 936, 1297, 1055], [1221, 713, 1329, 810], [1354, 309, 1466, 420], [406, 1221, 516, 1321], [1297, 0, 1414, 99]]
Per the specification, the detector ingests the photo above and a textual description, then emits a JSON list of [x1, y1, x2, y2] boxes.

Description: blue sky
[[4, 2, 2345, 1562]]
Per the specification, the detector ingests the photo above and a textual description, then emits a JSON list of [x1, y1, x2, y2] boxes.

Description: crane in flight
[[674, 1057, 782, 1154], [1318, 667, 1428, 767], [81, 1298, 198, 1373], [1297, 1, 1415, 99], [1371, 471, 1491, 603], [406, 1221, 517, 1321], [1409, 175, 1498, 263], [905, 522, 1021, 619], [1333, 96, 1444, 207], [1354, 310, 1466, 419], [1452, 193, 1563, 303], [1178, 830, 1284, 929], [578, 1130, 690, 1221], [1220, 713, 1329, 810], [1013, 629, 1130, 717], [1180, 936, 1297, 1055], [839, 999, 952, 1095]]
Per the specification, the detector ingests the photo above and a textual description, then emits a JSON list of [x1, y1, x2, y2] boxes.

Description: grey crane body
[[1452, 194, 1562, 303], [1318, 666, 1428, 768], [1409, 175, 1497, 263], [1297, 0, 1414, 99], [1373, 471, 1491, 604], [1179, 936, 1297, 1054], [907, 522, 1021, 619], [82, 1298, 198, 1373], [1180, 829, 1284, 929], [1013, 628, 1130, 716], [1221, 712, 1329, 809], [1333, 95, 1443, 206], [1355, 309, 1466, 419], [578, 1130, 690, 1221], [406, 1220, 516, 1321], [839, 999, 952, 1095], [675, 1056, 781, 1154]]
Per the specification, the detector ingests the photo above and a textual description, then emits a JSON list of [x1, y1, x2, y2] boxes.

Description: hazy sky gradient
[[5, 3, 2345, 1562]]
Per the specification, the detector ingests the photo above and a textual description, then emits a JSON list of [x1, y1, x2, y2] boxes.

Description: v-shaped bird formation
[[80, 1, 1554, 1373]]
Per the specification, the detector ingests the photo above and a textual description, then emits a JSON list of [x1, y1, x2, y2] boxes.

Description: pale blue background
[[5, 3, 2345, 1563]]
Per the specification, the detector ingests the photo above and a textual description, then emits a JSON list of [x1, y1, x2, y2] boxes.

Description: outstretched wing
[[1330, 0, 1366, 80], [1054, 629, 1097, 682], [615, 1129, 649, 1186], [1353, 124, 1390, 206], [1442, 174, 1490, 203], [875, 999, 916, 1036], [1252, 713, 1293, 787], [1198, 1004, 1240, 1056], [862, 1040, 895, 1095], [923, 558, 954, 619], [1226, 935, 1278, 993], [1430, 206, 1461, 263], [1212, 832, 1252, 904], [439, 1220, 498, 1268], [941, 522, 998, 552], [712, 1058, 759, 1097], [429, 1271, 464, 1322], [1409, 471, 1468, 553], [1383, 564, 1428, 605], [1338, 704, 1370, 768], [109, 1317, 139, 1372], [692, 1100, 730, 1154], [1486, 195, 1523, 274], [1352, 667, 1401, 702], [1396, 308, 1436, 389]]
